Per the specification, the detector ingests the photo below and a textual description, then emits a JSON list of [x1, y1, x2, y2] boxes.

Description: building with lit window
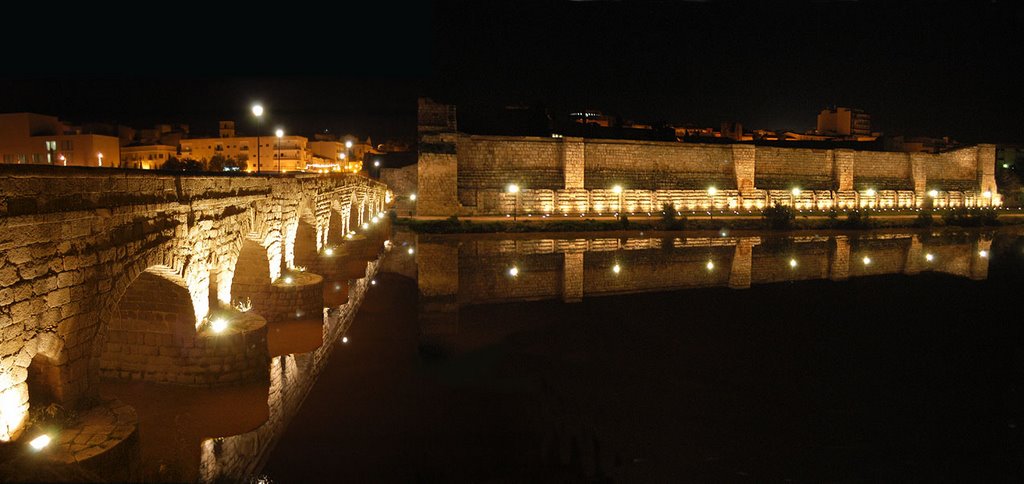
[[120, 144, 178, 169], [179, 121, 310, 172], [816, 106, 873, 137], [0, 113, 120, 167]]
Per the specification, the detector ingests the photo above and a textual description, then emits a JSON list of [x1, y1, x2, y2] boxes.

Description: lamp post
[[345, 139, 353, 168], [508, 183, 520, 222], [97, 152, 103, 167], [252, 104, 264, 173], [275, 128, 284, 173], [612, 185, 623, 220], [373, 160, 381, 179], [707, 186, 717, 221]]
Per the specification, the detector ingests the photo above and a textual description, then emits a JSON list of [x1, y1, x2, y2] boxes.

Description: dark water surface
[[260, 228, 1024, 482]]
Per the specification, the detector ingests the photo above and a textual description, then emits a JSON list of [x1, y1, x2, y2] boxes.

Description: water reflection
[[417, 231, 994, 329]]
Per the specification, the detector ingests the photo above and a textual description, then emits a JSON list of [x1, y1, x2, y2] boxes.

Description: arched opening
[[100, 266, 197, 383], [231, 239, 272, 308], [26, 353, 63, 407], [326, 208, 346, 246], [293, 216, 319, 271]]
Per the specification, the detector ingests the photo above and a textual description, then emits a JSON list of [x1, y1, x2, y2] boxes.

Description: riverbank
[[394, 208, 1024, 234]]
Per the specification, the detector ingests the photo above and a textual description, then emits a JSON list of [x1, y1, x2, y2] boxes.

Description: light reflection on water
[[92, 227, 1024, 481]]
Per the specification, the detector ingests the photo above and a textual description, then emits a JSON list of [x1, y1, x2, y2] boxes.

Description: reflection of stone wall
[[416, 99, 999, 216], [197, 256, 383, 483], [417, 232, 993, 307]]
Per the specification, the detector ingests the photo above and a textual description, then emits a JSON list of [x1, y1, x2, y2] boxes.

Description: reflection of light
[[789, 258, 797, 268], [325, 248, 334, 256], [508, 266, 519, 277], [407, 248, 414, 255], [211, 318, 229, 333], [612, 264, 621, 274], [29, 434, 51, 451], [979, 250, 988, 258], [925, 253, 934, 262], [862, 256, 872, 265], [706, 260, 714, 270]]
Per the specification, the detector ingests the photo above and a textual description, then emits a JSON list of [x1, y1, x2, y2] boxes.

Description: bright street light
[[252, 103, 264, 173], [345, 140, 353, 148], [251, 104, 264, 117], [410, 193, 417, 201], [612, 185, 623, 194], [866, 188, 876, 197], [791, 187, 801, 196]]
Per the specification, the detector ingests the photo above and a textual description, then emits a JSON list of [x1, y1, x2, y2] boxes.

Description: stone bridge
[[0, 166, 390, 444]]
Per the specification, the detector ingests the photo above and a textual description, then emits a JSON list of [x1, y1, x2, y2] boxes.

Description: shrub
[[660, 203, 686, 230], [762, 204, 795, 230], [842, 209, 874, 229], [913, 210, 934, 227]]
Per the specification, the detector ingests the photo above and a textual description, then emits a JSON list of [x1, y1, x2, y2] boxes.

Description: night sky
[[2, 1, 1022, 144]]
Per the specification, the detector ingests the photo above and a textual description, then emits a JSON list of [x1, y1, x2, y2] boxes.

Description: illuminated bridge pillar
[[728, 237, 757, 289], [562, 251, 584, 303], [830, 236, 850, 281]]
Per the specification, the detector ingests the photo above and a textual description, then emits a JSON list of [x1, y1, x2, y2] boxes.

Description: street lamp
[[373, 159, 381, 179], [612, 185, 623, 219], [275, 128, 284, 173], [252, 104, 264, 173], [508, 183, 520, 221], [707, 186, 717, 221]]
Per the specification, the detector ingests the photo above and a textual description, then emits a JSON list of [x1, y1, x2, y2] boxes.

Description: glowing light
[[283, 276, 294, 284], [345, 140, 353, 148], [791, 187, 801, 196], [362, 223, 369, 229], [371, 216, 379, 224], [346, 233, 353, 239], [979, 250, 988, 258], [275, 128, 284, 138], [789, 258, 797, 268], [97, 152, 103, 166], [374, 160, 380, 167], [370, 279, 377, 285], [929, 190, 939, 198], [342, 336, 349, 344], [612, 185, 623, 194], [707, 186, 717, 196], [408, 248, 415, 255], [251, 104, 264, 117], [325, 248, 334, 256], [1003, 163, 1010, 168], [211, 318, 229, 333], [983, 190, 993, 198], [508, 266, 519, 277], [410, 193, 417, 201], [706, 260, 715, 270], [29, 434, 50, 451], [862, 256, 872, 265], [866, 189, 876, 197], [507, 183, 520, 194], [612, 264, 621, 274], [925, 253, 934, 262]]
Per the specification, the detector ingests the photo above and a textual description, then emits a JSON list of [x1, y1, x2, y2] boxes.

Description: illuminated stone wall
[[416, 99, 999, 215], [0, 165, 388, 441]]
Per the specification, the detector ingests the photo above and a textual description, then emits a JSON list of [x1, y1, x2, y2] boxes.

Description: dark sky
[[2, 1, 1023, 144]]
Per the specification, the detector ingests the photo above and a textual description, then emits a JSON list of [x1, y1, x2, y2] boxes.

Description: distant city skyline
[[1, 2, 1022, 144]]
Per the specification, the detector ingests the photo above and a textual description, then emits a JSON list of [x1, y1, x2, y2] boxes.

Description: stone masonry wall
[[0, 165, 387, 442], [416, 100, 999, 216]]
